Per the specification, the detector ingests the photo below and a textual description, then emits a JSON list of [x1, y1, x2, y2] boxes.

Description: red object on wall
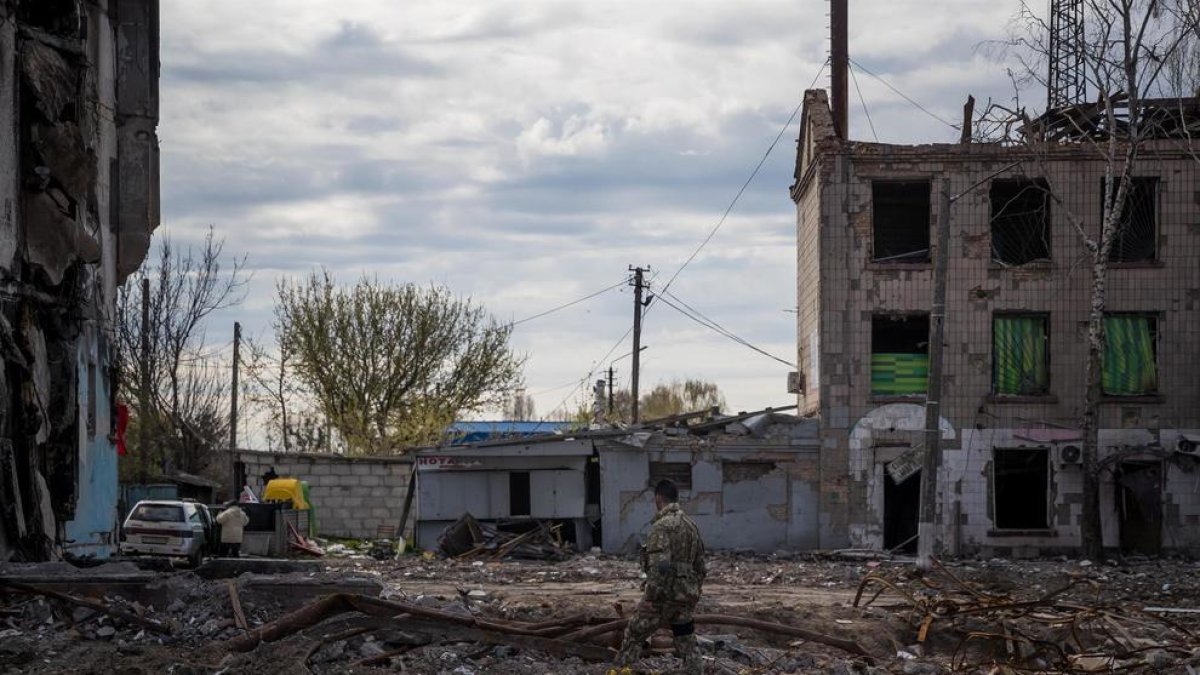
[[115, 404, 129, 456]]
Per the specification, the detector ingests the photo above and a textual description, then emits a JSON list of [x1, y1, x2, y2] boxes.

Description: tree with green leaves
[[273, 271, 525, 455], [573, 378, 726, 425]]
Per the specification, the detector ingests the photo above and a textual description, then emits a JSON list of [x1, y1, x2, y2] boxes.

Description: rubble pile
[[438, 513, 572, 561], [855, 558, 1200, 673], [3, 554, 1200, 673]]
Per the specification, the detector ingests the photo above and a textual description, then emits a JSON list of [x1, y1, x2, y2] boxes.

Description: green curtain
[[1103, 316, 1157, 395], [871, 353, 928, 396], [993, 316, 1048, 395]]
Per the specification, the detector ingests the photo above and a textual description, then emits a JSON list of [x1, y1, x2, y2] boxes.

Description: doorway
[[1117, 461, 1162, 555], [884, 471, 921, 553]]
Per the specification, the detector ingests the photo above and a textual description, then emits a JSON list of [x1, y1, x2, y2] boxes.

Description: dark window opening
[[722, 461, 777, 483], [871, 314, 929, 396], [993, 314, 1050, 395], [990, 179, 1050, 264], [872, 181, 931, 263], [1102, 177, 1157, 262], [18, 0, 81, 37], [993, 447, 1049, 530], [649, 461, 692, 491], [509, 471, 531, 517], [1102, 314, 1158, 395]]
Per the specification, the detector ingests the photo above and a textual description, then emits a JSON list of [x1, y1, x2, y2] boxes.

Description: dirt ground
[[3, 551, 1200, 674]]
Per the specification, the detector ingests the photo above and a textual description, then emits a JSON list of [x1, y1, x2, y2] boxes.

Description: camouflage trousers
[[614, 602, 703, 675]]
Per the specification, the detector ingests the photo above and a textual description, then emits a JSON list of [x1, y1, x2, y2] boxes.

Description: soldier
[[615, 479, 707, 674]]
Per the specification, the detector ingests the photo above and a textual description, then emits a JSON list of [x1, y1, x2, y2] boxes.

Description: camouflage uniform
[[615, 502, 707, 674]]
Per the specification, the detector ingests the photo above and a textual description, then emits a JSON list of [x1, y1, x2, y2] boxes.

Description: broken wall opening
[[992, 447, 1050, 530], [990, 179, 1050, 265], [508, 471, 531, 517], [871, 180, 931, 263], [871, 314, 929, 397], [1117, 461, 1162, 555], [648, 461, 692, 491], [883, 471, 920, 553], [1103, 177, 1157, 263]]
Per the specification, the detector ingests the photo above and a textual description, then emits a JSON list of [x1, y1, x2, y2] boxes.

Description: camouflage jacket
[[642, 503, 706, 606]]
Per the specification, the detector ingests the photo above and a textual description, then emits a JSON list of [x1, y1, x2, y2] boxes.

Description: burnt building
[[0, 0, 160, 560], [791, 89, 1200, 557]]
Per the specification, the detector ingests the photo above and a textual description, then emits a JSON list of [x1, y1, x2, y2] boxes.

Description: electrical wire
[[848, 57, 961, 131], [505, 278, 629, 328], [655, 290, 796, 368], [535, 325, 634, 427], [849, 62, 880, 143], [657, 59, 830, 298]]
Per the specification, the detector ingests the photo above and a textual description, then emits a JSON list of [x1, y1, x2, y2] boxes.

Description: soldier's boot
[[671, 623, 703, 675]]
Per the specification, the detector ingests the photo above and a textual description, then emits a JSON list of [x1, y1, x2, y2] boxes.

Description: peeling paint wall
[[598, 418, 821, 554], [793, 91, 1200, 555], [0, 0, 160, 562]]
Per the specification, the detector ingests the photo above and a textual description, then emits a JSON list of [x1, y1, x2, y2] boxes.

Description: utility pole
[[629, 266, 647, 424], [917, 182, 951, 570], [139, 277, 150, 483], [230, 322, 241, 450], [607, 366, 614, 417]]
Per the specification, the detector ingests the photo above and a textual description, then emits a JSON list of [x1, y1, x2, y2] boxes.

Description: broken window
[[1102, 178, 1157, 262], [1102, 314, 1158, 395], [990, 179, 1050, 264], [509, 471, 531, 517], [871, 314, 929, 397], [649, 461, 692, 491], [872, 180, 931, 263], [993, 447, 1050, 530], [993, 314, 1049, 396]]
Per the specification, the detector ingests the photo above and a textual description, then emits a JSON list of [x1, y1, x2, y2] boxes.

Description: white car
[[120, 500, 214, 567]]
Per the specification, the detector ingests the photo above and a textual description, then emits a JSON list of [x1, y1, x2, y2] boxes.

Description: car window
[[130, 504, 184, 522], [187, 510, 202, 523]]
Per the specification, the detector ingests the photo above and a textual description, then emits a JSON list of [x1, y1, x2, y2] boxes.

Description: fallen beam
[[567, 613, 873, 662]]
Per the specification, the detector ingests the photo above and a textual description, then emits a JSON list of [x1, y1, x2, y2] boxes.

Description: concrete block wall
[[234, 451, 413, 540]]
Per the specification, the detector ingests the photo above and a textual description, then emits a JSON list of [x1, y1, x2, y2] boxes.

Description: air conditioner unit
[[1057, 444, 1082, 465], [787, 371, 805, 395]]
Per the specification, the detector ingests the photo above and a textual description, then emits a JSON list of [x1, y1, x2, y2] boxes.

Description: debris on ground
[[438, 513, 572, 561], [2, 553, 1200, 673]]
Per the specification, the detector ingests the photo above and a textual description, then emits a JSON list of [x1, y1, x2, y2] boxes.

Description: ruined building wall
[[794, 91, 1200, 555], [0, 0, 159, 561]]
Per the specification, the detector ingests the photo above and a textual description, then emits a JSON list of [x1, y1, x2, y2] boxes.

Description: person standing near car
[[216, 502, 249, 557]]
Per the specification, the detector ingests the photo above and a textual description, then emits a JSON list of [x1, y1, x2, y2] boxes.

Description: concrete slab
[[194, 557, 324, 579]]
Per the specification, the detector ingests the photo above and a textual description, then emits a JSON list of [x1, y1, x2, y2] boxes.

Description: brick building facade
[[792, 89, 1200, 556]]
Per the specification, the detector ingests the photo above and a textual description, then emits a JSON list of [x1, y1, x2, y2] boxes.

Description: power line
[[535, 325, 634, 427], [658, 59, 830, 297], [848, 58, 960, 131], [848, 62, 880, 143], [655, 290, 796, 368], [506, 278, 629, 328]]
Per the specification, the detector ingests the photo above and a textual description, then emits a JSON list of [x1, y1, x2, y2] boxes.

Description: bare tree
[[116, 229, 248, 480], [574, 378, 727, 426], [274, 271, 525, 455], [982, 0, 1200, 559]]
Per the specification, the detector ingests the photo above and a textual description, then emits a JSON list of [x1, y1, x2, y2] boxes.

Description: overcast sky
[[159, 0, 1025, 422]]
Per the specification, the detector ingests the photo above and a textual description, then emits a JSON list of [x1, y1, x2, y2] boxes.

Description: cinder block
[[360, 475, 382, 487], [351, 463, 375, 477]]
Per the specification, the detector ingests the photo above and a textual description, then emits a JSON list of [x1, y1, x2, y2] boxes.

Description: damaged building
[[790, 87, 1200, 557], [413, 410, 821, 555], [0, 0, 160, 561]]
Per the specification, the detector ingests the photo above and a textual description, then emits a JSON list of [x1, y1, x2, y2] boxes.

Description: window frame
[[870, 179, 933, 264], [989, 178, 1052, 265], [1101, 176, 1159, 264], [1101, 312, 1160, 397], [870, 312, 931, 399], [991, 313, 1051, 397], [991, 446, 1052, 532]]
